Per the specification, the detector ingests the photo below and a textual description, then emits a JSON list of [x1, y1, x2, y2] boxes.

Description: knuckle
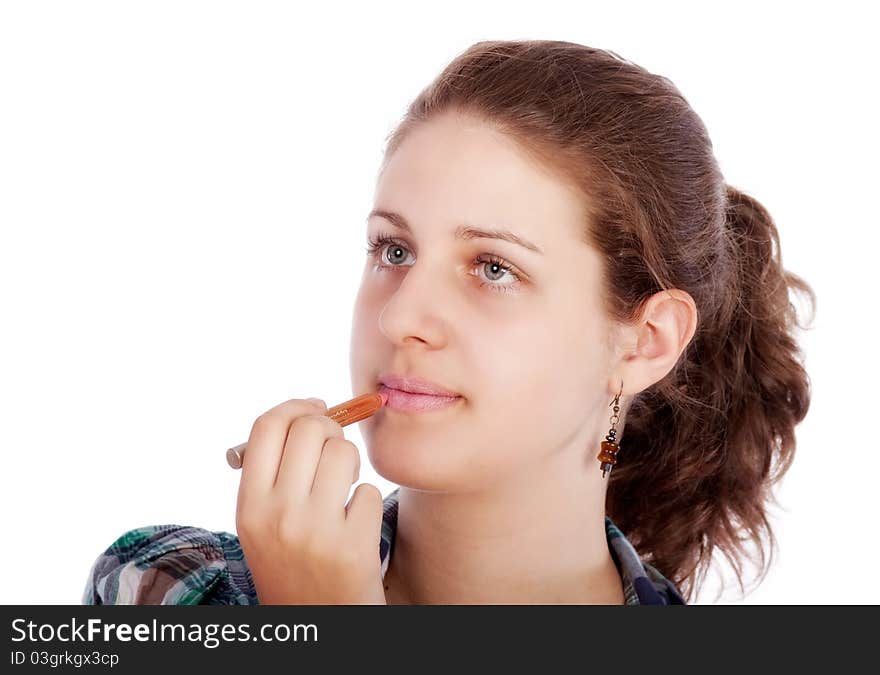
[[276, 514, 306, 544], [299, 532, 335, 561], [324, 439, 360, 480], [252, 411, 273, 431], [254, 399, 327, 432], [235, 511, 258, 536], [324, 436, 357, 458], [290, 413, 335, 433], [292, 413, 320, 425], [252, 408, 287, 433], [235, 495, 260, 526], [236, 510, 267, 544]]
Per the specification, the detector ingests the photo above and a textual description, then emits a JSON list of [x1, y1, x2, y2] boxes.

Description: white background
[[1, 0, 876, 604]]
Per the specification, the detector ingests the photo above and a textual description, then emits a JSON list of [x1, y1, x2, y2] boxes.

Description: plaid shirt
[[82, 487, 685, 605]]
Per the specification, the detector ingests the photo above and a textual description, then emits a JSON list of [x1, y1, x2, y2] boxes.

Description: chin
[[365, 440, 471, 492]]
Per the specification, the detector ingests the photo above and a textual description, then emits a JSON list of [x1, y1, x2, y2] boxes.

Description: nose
[[377, 259, 452, 348]]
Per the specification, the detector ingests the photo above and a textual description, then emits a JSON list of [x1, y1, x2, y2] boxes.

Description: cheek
[[471, 310, 603, 427], [469, 308, 596, 395]]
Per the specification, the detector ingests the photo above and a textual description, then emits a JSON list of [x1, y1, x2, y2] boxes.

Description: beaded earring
[[597, 381, 623, 478]]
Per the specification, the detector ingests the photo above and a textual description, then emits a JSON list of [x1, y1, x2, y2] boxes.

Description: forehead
[[373, 113, 587, 245]]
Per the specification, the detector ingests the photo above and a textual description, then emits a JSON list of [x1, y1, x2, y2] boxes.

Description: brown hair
[[378, 39, 816, 602]]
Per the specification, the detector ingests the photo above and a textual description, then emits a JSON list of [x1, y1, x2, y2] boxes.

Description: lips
[[377, 384, 463, 413], [376, 373, 463, 414], [378, 373, 461, 398]]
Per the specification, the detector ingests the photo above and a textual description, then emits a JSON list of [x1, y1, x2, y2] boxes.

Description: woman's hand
[[235, 397, 387, 604]]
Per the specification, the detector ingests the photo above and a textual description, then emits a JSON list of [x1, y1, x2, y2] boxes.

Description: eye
[[364, 232, 523, 294], [366, 234, 412, 267]]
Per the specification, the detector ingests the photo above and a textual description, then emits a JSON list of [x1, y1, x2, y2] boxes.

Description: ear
[[610, 289, 698, 397]]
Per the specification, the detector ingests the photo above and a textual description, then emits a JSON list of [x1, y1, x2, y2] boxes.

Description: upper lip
[[378, 373, 462, 397]]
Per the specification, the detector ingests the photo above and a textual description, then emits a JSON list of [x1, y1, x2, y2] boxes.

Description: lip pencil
[[226, 392, 387, 470]]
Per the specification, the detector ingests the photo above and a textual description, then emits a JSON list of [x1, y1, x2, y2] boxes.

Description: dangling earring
[[597, 381, 623, 478]]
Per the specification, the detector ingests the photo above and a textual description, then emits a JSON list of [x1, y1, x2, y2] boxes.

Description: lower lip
[[378, 384, 463, 413]]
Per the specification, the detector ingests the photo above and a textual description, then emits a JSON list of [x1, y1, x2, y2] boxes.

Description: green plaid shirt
[[82, 487, 685, 605]]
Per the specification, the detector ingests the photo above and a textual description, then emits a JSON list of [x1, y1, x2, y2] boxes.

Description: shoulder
[[639, 559, 687, 605], [604, 515, 687, 605], [82, 524, 257, 605]]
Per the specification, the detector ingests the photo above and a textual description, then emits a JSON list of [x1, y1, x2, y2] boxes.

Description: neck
[[382, 457, 625, 605]]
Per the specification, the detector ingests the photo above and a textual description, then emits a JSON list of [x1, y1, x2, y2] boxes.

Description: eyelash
[[364, 231, 523, 294]]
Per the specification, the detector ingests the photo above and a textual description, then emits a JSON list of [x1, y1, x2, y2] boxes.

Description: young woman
[[83, 39, 814, 605]]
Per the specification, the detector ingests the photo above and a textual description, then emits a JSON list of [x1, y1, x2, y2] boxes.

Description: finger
[[275, 414, 345, 500], [309, 437, 361, 517], [238, 399, 327, 500], [344, 482, 385, 553], [306, 397, 327, 410]]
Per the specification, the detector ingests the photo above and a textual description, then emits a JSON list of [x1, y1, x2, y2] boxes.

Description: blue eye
[[364, 232, 523, 294]]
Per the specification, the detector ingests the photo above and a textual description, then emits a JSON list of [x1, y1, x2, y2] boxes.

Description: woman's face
[[350, 110, 616, 492]]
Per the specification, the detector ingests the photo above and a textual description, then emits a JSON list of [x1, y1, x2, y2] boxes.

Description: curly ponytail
[[608, 184, 816, 601], [381, 39, 816, 601]]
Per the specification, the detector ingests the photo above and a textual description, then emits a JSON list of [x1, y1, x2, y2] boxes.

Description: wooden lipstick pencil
[[226, 391, 387, 469]]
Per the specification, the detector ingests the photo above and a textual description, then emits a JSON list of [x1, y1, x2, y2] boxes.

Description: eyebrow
[[366, 209, 544, 255]]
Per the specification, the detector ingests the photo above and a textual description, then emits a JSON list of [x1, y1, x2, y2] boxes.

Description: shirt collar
[[378, 487, 685, 605]]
